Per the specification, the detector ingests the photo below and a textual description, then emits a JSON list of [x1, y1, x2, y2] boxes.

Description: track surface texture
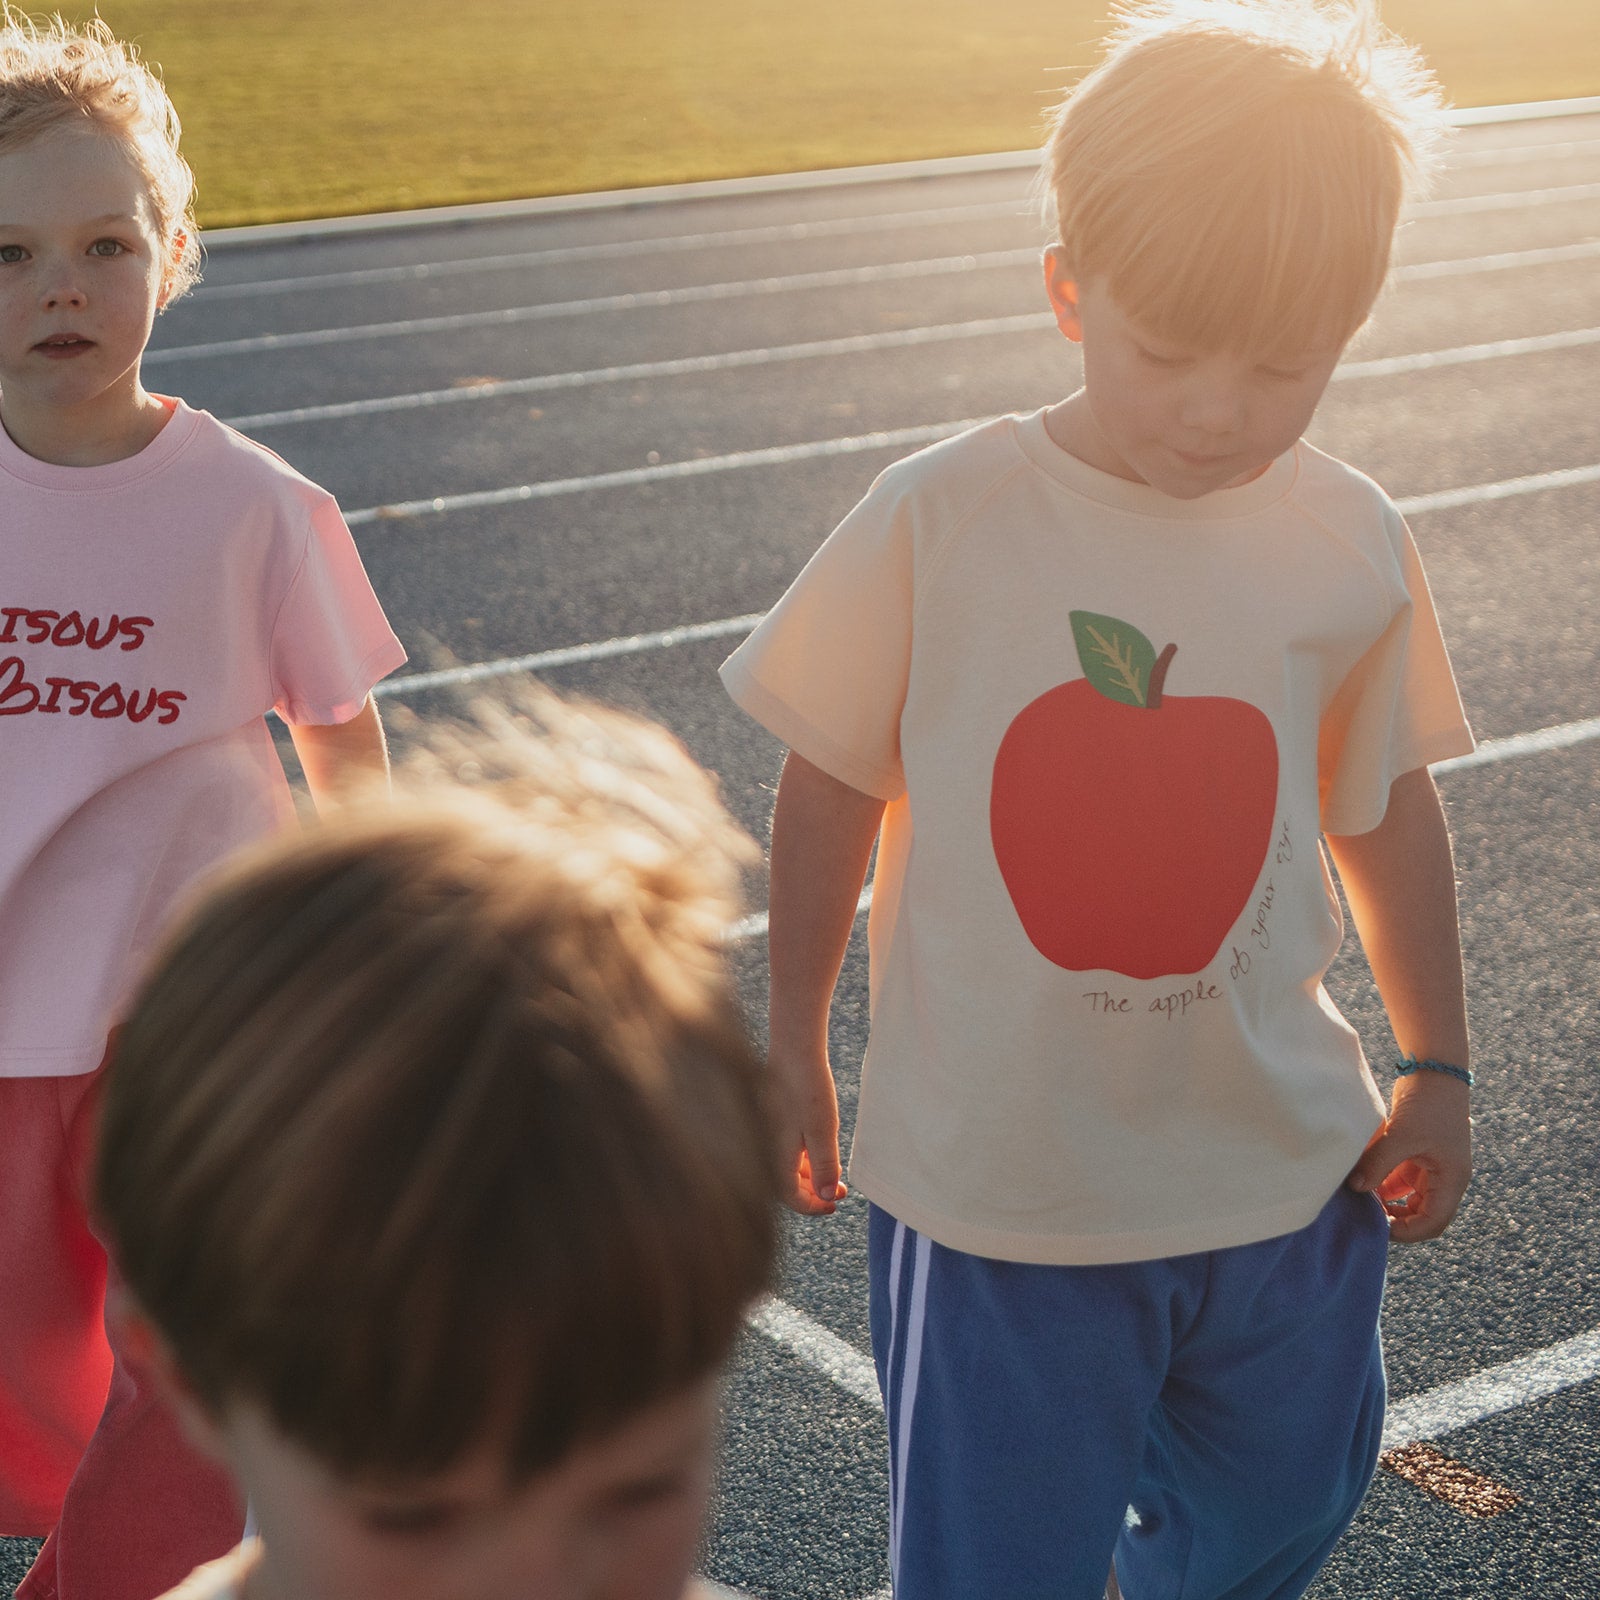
[[4, 110, 1598, 1599]]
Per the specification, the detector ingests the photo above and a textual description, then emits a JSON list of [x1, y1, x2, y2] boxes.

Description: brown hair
[[0, 10, 199, 300], [96, 693, 780, 1481], [1042, 0, 1444, 360]]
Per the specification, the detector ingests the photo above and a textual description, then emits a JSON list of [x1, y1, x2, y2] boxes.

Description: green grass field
[[57, 1, 1600, 226]]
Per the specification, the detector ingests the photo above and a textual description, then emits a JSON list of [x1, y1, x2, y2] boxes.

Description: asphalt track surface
[[4, 107, 1599, 1599]]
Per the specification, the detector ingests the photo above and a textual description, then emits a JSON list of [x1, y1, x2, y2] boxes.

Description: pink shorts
[[0, 1058, 242, 1600]]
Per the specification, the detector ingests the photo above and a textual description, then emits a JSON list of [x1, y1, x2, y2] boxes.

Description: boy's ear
[[1042, 246, 1085, 344], [105, 1287, 230, 1464]]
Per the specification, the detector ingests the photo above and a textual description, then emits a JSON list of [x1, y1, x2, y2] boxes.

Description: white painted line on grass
[[1382, 1325, 1600, 1449], [227, 296, 1600, 433], [146, 249, 1037, 364]]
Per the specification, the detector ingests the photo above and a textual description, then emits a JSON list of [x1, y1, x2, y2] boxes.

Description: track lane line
[[152, 180, 1600, 365], [225, 294, 1600, 432], [190, 150, 1600, 302], [747, 1291, 1600, 1454]]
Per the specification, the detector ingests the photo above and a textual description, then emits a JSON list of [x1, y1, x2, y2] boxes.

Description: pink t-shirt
[[0, 399, 406, 1076]]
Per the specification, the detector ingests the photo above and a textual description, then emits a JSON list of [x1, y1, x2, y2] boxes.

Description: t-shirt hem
[[1322, 723, 1477, 836], [720, 658, 904, 801], [851, 1166, 1369, 1265], [276, 637, 407, 726], [0, 1043, 107, 1079]]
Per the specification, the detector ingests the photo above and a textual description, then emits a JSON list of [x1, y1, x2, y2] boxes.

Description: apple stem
[[1146, 643, 1178, 708]]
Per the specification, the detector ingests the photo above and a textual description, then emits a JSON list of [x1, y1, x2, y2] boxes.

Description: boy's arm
[[768, 750, 886, 1216], [288, 694, 391, 808], [1324, 766, 1471, 1242]]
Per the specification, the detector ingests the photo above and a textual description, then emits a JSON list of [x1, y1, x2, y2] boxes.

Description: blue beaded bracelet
[[1396, 1053, 1474, 1087]]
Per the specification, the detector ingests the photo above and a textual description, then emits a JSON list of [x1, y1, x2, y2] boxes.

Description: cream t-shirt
[[722, 409, 1473, 1264]]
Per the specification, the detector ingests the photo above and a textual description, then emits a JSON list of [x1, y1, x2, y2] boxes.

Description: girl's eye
[[89, 239, 125, 257], [0, 245, 25, 264]]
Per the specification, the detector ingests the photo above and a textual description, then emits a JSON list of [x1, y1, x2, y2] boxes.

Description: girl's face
[[0, 123, 174, 463]]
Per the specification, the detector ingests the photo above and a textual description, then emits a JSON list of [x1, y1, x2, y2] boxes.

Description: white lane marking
[[145, 249, 1037, 364], [1433, 715, 1600, 773], [1339, 325, 1600, 380], [227, 288, 1600, 432], [370, 614, 765, 699], [751, 1291, 1600, 1459], [223, 315, 1054, 432], [1449, 135, 1600, 167], [152, 180, 1600, 365], [1412, 179, 1600, 216], [342, 418, 983, 526], [719, 714, 1600, 945], [1382, 1326, 1600, 1450], [1392, 237, 1600, 282], [190, 145, 1600, 301], [745, 1298, 883, 1410], [343, 396, 1600, 523], [190, 201, 1030, 300], [1394, 461, 1600, 516]]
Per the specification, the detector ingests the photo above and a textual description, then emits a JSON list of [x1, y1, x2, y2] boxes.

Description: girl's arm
[[288, 694, 390, 808], [1324, 765, 1471, 1242], [768, 750, 886, 1216]]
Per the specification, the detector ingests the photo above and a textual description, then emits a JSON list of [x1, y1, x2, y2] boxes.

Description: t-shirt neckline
[[1011, 406, 1298, 521], [0, 396, 198, 491]]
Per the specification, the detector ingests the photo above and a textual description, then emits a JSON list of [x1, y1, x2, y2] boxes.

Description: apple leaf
[[1069, 610, 1158, 707]]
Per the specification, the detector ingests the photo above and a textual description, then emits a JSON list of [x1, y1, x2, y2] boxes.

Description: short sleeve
[[1318, 509, 1474, 835], [720, 475, 914, 801], [270, 494, 406, 725]]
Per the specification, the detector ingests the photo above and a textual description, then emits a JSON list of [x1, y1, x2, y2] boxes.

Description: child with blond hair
[[722, 1, 1475, 1594], [92, 694, 781, 1600], [0, 14, 403, 1596]]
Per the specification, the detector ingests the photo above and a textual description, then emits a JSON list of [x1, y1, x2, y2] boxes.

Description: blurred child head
[[0, 9, 198, 301], [96, 692, 781, 1600], [1042, 0, 1444, 362]]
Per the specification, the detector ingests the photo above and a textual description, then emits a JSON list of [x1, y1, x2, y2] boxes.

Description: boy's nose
[[1179, 384, 1247, 434], [42, 282, 87, 311]]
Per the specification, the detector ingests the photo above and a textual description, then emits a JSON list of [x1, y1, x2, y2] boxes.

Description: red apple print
[[990, 610, 1277, 980]]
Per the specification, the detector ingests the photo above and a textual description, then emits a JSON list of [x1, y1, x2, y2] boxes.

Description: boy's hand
[[1346, 1070, 1471, 1242], [768, 1047, 847, 1216]]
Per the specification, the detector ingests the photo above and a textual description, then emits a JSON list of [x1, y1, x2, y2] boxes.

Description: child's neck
[[2, 385, 173, 468]]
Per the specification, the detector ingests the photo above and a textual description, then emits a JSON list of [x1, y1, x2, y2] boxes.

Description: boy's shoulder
[[863, 411, 1034, 519], [1288, 439, 1404, 533]]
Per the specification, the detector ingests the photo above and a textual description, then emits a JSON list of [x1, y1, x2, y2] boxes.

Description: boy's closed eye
[[354, 1496, 471, 1540]]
